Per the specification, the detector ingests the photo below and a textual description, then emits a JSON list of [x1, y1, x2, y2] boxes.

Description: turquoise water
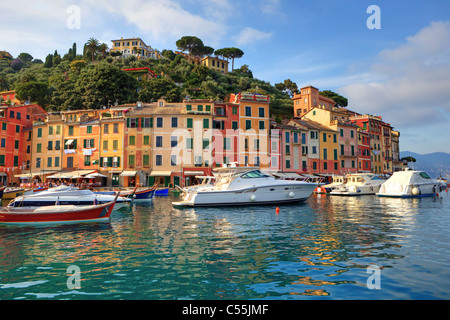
[[0, 193, 449, 300]]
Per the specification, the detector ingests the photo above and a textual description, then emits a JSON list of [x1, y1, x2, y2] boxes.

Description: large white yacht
[[172, 167, 317, 207], [7, 185, 132, 209], [330, 173, 385, 196], [376, 168, 445, 198]]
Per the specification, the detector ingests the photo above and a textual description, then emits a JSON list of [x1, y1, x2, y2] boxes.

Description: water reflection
[[0, 194, 449, 299]]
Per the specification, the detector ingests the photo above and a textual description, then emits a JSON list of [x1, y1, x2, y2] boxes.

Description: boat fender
[[276, 207, 280, 214], [357, 188, 361, 193], [250, 194, 256, 202], [412, 187, 421, 196], [289, 192, 294, 198]]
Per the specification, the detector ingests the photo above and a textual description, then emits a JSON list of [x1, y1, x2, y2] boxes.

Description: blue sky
[[1, 0, 450, 154]]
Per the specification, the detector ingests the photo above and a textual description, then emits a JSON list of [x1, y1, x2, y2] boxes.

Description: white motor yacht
[[316, 175, 347, 194], [330, 173, 385, 196], [172, 167, 317, 207], [7, 185, 131, 209], [376, 168, 445, 198]]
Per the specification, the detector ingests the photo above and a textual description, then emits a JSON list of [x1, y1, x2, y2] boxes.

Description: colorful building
[[0, 103, 47, 185], [230, 92, 270, 168], [111, 37, 162, 59], [357, 128, 371, 172], [292, 85, 337, 118], [269, 123, 304, 176]]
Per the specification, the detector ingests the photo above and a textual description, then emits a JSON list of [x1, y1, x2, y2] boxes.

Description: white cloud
[[339, 21, 450, 127], [260, 0, 281, 15], [234, 27, 273, 46]]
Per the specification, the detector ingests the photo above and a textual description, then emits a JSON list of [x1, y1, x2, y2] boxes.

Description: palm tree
[[98, 43, 109, 59], [85, 38, 100, 63]]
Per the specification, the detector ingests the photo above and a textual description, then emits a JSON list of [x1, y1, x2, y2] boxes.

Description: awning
[[65, 139, 74, 145], [16, 171, 59, 179], [47, 170, 96, 179], [120, 171, 137, 177], [85, 173, 107, 178], [184, 171, 205, 176], [0, 172, 7, 177], [150, 171, 172, 177]]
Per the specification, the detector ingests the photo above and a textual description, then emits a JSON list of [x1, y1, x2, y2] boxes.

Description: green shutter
[[126, 118, 130, 128], [150, 118, 153, 128], [91, 139, 94, 148], [83, 139, 87, 148], [117, 157, 120, 167]]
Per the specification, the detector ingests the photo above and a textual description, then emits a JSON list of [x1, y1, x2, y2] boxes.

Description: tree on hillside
[[98, 43, 109, 59], [85, 38, 100, 63], [320, 90, 348, 107], [175, 36, 204, 64], [16, 81, 50, 106], [75, 62, 137, 109], [216, 47, 244, 70], [275, 79, 299, 97], [44, 54, 53, 68], [17, 52, 33, 63]]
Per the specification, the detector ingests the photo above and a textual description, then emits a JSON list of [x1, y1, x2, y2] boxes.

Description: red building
[[0, 103, 47, 185], [212, 102, 240, 167], [357, 128, 371, 172]]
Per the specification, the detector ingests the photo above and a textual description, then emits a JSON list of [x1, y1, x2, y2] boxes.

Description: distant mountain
[[400, 151, 450, 178]]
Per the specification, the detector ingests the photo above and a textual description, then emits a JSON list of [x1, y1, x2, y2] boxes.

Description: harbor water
[[0, 192, 449, 300]]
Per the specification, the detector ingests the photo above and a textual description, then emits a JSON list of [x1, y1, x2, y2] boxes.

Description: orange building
[[292, 85, 336, 118]]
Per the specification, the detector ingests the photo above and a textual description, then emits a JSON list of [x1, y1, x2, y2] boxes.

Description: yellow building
[[111, 37, 162, 59], [201, 56, 229, 74], [99, 107, 126, 187], [30, 116, 63, 182]]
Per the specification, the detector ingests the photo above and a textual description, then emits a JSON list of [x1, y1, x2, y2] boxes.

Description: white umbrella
[[85, 173, 107, 178]]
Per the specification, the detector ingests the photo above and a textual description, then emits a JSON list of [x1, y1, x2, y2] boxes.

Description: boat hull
[[376, 182, 440, 198], [331, 185, 381, 196], [173, 183, 316, 207], [134, 188, 156, 200], [0, 202, 116, 225]]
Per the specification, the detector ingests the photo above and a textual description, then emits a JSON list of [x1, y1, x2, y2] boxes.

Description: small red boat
[[0, 194, 119, 225]]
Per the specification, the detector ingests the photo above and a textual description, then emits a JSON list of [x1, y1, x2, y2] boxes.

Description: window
[[202, 138, 210, 150], [324, 162, 328, 170], [350, 130, 354, 138], [37, 128, 42, 137], [197, 105, 203, 112], [47, 141, 53, 150], [87, 126, 92, 133], [1, 123, 6, 130], [113, 123, 119, 133], [142, 118, 152, 128], [49, 126, 53, 135], [16, 112, 21, 120], [84, 139, 94, 148], [187, 118, 193, 128], [104, 124, 109, 134], [156, 117, 163, 128], [312, 146, 317, 154], [351, 145, 355, 156], [55, 157, 60, 167], [203, 119, 209, 129], [171, 155, 177, 166], [14, 156, 18, 166], [323, 148, 328, 160], [259, 121, 265, 130], [84, 156, 91, 166], [155, 155, 162, 166], [186, 105, 192, 111], [55, 141, 60, 150], [68, 126, 74, 136], [232, 121, 238, 130], [224, 137, 231, 150], [271, 141, 278, 152], [67, 157, 73, 168], [285, 132, 290, 143], [156, 136, 163, 147], [143, 154, 149, 166], [113, 157, 119, 168], [0, 138, 5, 148], [323, 133, 327, 142], [286, 160, 291, 169], [37, 143, 42, 153], [56, 125, 61, 135], [128, 155, 135, 166], [16, 125, 20, 133], [302, 133, 306, 144], [293, 132, 298, 144], [128, 118, 137, 128], [340, 129, 344, 137], [254, 139, 260, 150], [15, 140, 19, 149], [245, 120, 252, 130], [285, 145, 290, 154], [334, 149, 338, 160], [186, 138, 193, 149], [245, 106, 251, 117], [103, 140, 108, 150], [205, 105, 211, 112], [271, 156, 278, 167], [194, 156, 202, 167], [9, 110, 14, 118], [171, 136, 178, 147], [171, 117, 178, 128], [333, 134, 337, 143], [232, 106, 238, 115], [254, 156, 260, 167], [258, 107, 265, 118], [129, 136, 135, 146]]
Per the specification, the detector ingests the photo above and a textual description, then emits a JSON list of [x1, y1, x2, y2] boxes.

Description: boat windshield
[[240, 170, 270, 179], [419, 172, 431, 179]]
